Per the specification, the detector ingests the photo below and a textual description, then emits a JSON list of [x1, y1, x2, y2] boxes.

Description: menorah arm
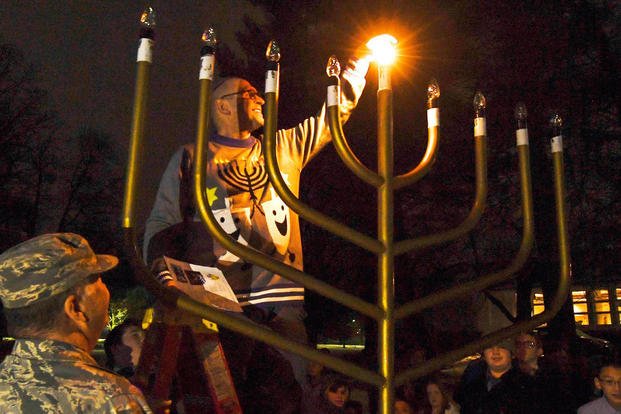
[[395, 142, 534, 319], [262, 92, 384, 255], [393, 118, 439, 190], [122, 228, 382, 386], [396, 146, 569, 383], [122, 60, 151, 229], [395, 269, 570, 385], [393, 135, 488, 256], [327, 105, 383, 187]]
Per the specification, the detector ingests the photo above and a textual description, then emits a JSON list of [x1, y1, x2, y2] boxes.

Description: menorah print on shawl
[[217, 159, 269, 218]]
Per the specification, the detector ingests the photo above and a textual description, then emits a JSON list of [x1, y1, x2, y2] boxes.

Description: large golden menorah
[[121, 11, 571, 414]]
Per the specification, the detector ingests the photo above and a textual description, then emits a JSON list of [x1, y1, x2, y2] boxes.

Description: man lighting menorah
[[143, 46, 369, 409]]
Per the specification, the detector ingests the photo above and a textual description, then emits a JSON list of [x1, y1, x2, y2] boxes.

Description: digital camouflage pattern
[[0, 338, 152, 413], [0, 233, 117, 309]]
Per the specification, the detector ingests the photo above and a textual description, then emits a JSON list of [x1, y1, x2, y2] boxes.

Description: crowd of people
[[1, 232, 621, 413]]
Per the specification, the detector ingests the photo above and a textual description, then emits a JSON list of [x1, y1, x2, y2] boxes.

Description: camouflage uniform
[[0, 338, 152, 413], [0, 234, 152, 413]]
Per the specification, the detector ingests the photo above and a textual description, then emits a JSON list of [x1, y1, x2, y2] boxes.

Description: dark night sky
[[1, 1, 271, 229]]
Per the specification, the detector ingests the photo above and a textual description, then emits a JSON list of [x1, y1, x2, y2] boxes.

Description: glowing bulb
[[427, 79, 440, 107], [473, 91, 486, 117], [326, 55, 341, 77], [366, 34, 398, 65], [514, 102, 527, 121], [201, 26, 217, 47], [140, 6, 156, 28], [266, 40, 281, 63]]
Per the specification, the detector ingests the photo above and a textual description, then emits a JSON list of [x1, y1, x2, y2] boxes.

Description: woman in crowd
[[303, 375, 351, 413], [419, 376, 460, 414]]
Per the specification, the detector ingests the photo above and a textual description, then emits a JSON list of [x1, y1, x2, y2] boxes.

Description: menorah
[[121, 8, 571, 414]]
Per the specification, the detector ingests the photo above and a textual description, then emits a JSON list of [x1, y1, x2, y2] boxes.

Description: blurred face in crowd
[[483, 345, 512, 377], [307, 360, 324, 378], [595, 366, 621, 409], [121, 324, 145, 367], [426, 383, 446, 410], [395, 399, 414, 414], [326, 385, 349, 408], [514, 333, 542, 364]]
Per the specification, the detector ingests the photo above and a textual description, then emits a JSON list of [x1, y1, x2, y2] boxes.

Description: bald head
[[211, 77, 265, 139]]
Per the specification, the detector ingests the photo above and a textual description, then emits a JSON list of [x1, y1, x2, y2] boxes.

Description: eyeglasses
[[599, 378, 621, 387], [218, 89, 263, 101], [515, 340, 537, 349]]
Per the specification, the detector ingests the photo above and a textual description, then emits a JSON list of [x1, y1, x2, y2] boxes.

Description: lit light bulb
[[366, 34, 398, 66], [326, 55, 341, 78], [202, 26, 217, 47], [473, 91, 486, 117], [266, 40, 281, 62], [427, 79, 440, 108], [140, 6, 156, 28]]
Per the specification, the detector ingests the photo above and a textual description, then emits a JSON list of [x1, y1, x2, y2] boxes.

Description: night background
[[1, 0, 620, 377]]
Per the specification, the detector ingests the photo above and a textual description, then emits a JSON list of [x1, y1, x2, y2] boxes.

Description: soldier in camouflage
[[0, 233, 152, 413]]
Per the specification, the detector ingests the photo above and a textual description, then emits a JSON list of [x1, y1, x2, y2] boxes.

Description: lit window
[[533, 292, 545, 316]]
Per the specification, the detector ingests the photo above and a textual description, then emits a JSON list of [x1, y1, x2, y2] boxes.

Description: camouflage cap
[[0, 233, 118, 309]]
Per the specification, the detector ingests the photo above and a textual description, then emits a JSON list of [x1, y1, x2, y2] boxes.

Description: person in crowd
[[419, 375, 460, 414], [396, 344, 429, 412], [302, 349, 333, 413], [104, 319, 145, 378], [0, 233, 151, 413], [537, 337, 592, 413], [454, 339, 514, 413], [513, 331, 543, 376], [395, 396, 415, 414], [143, 49, 368, 411], [577, 359, 621, 413], [323, 376, 351, 413], [343, 399, 363, 414], [304, 375, 351, 413]]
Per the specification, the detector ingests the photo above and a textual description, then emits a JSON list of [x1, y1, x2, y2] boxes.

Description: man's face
[[216, 79, 265, 134], [483, 345, 512, 374], [596, 366, 621, 409], [78, 276, 110, 351], [514, 333, 542, 364]]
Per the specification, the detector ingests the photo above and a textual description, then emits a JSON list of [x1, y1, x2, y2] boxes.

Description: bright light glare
[[366, 34, 398, 65]]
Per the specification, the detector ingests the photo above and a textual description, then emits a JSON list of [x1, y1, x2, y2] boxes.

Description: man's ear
[[595, 377, 603, 391], [64, 292, 88, 325], [214, 98, 232, 115]]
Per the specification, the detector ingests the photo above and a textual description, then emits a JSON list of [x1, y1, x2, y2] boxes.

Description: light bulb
[[202, 26, 217, 47], [140, 6, 156, 28], [549, 113, 563, 130], [473, 91, 486, 117], [366, 34, 398, 66], [427, 79, 440, 108], [266, 40, 281, 63], [514, 102, 527, 121], [514, 102, 528, 130], [326, 55, 341, 77]]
